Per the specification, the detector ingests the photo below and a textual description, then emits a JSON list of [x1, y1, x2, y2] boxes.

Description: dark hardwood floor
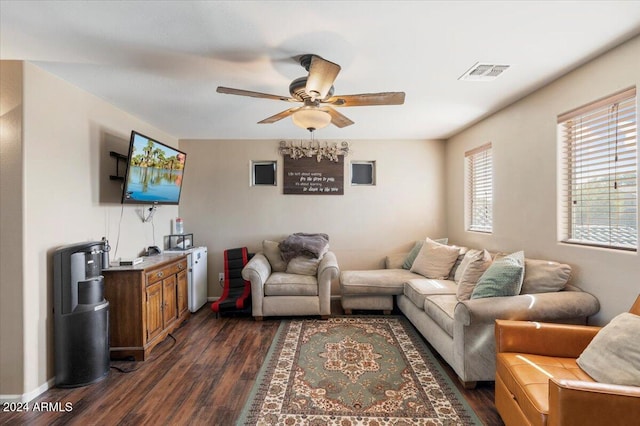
[[0, 302, 503, 425]]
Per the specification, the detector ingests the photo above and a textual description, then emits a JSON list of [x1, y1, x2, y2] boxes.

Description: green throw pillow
[[471, 251, 525, 299], [402, 238, 448, 270]]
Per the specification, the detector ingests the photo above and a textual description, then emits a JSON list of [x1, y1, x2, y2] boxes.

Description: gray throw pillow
[[471, 251, 525, 299], [577, 313, 640, 386]]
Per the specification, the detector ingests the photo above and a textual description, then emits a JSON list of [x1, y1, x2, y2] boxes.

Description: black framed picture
[[351, 161, 376, 185], [252, 161, 277, 186], [283, 156, 344, 195]]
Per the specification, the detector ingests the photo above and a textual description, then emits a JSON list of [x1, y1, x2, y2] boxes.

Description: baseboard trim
[[0, 377, 54, 403]]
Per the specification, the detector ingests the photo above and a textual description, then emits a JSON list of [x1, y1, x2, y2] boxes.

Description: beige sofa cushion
[[385, 253, 409, 269], [423, 295, 457, 338], [265, 272, 318, 296], [340, 269, 420, 295], [404, 278, 457, 308], [262, 240, 287, 272], [410, 238, 460, 279], [521, 258, 572, 294]]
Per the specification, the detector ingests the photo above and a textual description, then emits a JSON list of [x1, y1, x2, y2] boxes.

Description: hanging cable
[[112, 203, 125, 261]]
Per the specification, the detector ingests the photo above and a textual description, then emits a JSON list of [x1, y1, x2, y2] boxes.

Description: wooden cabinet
[[103, 255, 189, 360], [146, 281, 164, 342]]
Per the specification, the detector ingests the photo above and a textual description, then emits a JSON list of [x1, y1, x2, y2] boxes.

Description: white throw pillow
[[402, 237, 448, 269], [577, 312, 640, 386], [286, 256, 321, 276], [410, 238, 460, 279]]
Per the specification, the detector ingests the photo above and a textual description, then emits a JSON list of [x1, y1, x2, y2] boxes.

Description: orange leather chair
[[494, 296, 640, 426]]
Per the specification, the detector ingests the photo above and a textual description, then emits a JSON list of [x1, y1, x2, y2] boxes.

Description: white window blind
[[559, 87, 637, 251], [465, 143, 493, 233]]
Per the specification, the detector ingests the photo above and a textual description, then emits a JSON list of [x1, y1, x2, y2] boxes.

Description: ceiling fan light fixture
[[304, 54, 341, 101], [292, 107, 331, 131]]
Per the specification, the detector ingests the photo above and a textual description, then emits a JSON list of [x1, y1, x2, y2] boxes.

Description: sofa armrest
[[318, 251, 339, 284], [495, 319, 601, 357], [317, 251, 339, 315], [242, 253, 271, 286], [548, 378, 640, 426], [456, 290, 600, 326], [242, 253, 271, 316]]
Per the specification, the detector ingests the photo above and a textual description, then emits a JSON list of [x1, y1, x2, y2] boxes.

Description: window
[[251, 161, 277, 186], [558, 87, 637, 251], [351, 161, 376, 185], [465, 143, 493, 233]]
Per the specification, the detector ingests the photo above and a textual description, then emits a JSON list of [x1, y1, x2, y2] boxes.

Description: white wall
[[445, 35, 640, 325], [1, 60, 180, 400], [179, 138, 447, 296], [0, 61, 25, 397]]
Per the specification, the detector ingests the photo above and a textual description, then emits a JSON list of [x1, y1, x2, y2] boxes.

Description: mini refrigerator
[[166, 246, 208, 312], [189, 247, 208, 312]]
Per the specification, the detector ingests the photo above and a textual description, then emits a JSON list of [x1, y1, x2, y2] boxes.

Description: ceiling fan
[[216, 54, 405, 132]]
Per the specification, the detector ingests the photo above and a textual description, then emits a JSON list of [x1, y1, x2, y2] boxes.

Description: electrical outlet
[[219, 272, 224, 281]]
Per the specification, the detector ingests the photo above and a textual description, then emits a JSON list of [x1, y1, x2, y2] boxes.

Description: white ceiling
[[2, 1, 640, 140]]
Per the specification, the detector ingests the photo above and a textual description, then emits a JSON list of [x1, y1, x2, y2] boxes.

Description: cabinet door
[[177, 269, 188, 316], [162, 275, 177, 326], [146, 282, 163, 342]]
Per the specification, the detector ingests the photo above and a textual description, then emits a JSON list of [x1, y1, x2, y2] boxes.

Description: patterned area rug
[[238, 316, 482, 425]]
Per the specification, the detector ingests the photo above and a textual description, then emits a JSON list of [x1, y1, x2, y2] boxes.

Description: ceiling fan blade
[[216, 86, 296, 102], [258, 107, 300, 124], [325, 92, 406, 107], [324, 107, 354, 128], [305, 55, 341, 101]]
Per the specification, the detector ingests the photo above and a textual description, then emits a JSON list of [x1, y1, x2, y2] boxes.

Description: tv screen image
[[122, 131, 187, 205]]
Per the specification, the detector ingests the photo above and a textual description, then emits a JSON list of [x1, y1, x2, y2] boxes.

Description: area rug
[[238, 316, 482, 425]]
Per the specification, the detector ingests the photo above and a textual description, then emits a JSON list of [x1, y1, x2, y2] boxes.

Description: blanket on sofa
[[279, 233, 329, 262]]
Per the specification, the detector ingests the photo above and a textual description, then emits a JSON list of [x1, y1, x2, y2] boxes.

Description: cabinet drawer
[[146, 259, 187, 285]]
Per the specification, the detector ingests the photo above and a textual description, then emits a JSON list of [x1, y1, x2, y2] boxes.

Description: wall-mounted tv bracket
[[109, 151, 128, 181]]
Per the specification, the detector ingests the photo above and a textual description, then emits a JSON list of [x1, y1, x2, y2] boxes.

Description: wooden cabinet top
[[104, 254, 187, 273]]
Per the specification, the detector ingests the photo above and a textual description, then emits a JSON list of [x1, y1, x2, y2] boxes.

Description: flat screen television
[[121, 131, 187, 205]]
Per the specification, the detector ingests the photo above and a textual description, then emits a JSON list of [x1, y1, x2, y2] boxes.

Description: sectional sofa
[[340, 240, 601, 388]]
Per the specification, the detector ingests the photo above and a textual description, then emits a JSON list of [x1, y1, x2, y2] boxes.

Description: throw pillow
[[471, 251, 525, 299], [402, 238, 448, 270], [286, 256, 321, 276], [456, 249, 492, 301], [577, 313, 640, 386], [447, 246, 469, 280], [455, 248, 479, 282], [262, 240, 287, 272], [520, 259, 572, 294], [410, 238, 459, 279]]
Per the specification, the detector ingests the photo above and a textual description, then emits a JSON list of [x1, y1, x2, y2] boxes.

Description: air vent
[[459, 62, 510, 81]]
